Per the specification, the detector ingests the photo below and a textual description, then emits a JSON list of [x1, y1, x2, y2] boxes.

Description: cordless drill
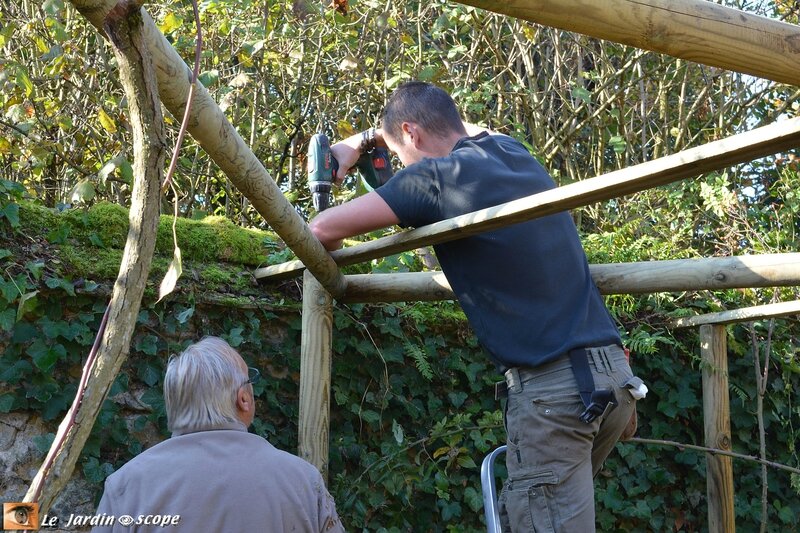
[[307, 133, 394, 212]]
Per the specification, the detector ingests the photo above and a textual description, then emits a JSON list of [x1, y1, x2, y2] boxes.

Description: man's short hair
[[381, 81, 466, 142], [164, 336, 248, 434]]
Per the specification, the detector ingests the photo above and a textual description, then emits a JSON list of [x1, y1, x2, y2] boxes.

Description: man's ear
[[236, 386, 252, 413], [402, 122, 422, 148]]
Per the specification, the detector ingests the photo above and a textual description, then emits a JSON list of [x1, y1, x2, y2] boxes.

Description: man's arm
[[309, 191, 400, 251]]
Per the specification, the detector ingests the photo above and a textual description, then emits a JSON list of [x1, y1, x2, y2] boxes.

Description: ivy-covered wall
[[1, 202, 799, 532]]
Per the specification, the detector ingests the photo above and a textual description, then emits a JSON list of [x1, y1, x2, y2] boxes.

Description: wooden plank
[[255, 118, 800, 283], [70, 0, 346, 298], [456, 0, 800, 87], [672, 300, 800, 329], [298, 270, 334, 481], [700, 325, 736, 533], [338, 254, 800, 302]]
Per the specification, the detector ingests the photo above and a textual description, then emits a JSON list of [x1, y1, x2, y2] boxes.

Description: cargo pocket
[[498, 471, 559, 533]]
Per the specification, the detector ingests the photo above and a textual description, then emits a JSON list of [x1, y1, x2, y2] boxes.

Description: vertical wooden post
[[299, 270, 334, 481], [700, 324, 736, 533]]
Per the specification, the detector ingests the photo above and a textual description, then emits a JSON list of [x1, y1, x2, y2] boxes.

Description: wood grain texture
[[298, 270, 334, 481], [700, 325, 736, 533]]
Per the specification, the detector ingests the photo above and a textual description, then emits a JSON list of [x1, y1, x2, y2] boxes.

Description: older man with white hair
[[92, 336, 344, 533]]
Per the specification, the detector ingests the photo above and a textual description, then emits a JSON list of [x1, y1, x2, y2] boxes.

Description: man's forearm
[[309, 191, 401, 251]]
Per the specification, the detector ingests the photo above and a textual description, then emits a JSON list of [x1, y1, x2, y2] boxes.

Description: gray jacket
[[92, 422, 344, 532]]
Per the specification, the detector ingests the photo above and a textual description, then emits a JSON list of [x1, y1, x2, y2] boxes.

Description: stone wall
[[1, 413, 95, 532]]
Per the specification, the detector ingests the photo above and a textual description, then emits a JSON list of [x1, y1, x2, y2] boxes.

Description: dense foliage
[[2, 0, 800, 530]]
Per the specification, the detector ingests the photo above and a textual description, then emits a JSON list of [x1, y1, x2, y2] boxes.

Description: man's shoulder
[[108, 430, 317, 479]]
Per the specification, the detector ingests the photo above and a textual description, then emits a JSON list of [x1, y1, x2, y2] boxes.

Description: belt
[[495, 345, 622, 423], [494, 351, 574, 400]]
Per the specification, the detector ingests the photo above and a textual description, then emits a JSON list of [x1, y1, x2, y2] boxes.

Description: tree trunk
[[24, 0, 165, 513]]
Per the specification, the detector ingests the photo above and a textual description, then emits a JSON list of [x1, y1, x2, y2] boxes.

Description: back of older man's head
[[164, 336, 248, 434]]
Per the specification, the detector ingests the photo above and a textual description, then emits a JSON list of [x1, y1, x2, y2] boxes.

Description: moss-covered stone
[[15, 201, 292, 298], [19, 201, 283, 266]]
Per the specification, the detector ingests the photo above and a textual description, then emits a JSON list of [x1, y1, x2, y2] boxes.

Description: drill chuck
[[310, 181, 332, 212]]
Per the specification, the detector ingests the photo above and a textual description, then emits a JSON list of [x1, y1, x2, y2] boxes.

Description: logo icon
[[3, 502, 39, 530]]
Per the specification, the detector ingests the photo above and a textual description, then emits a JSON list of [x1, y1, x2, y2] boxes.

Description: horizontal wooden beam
[[339, 254, 800, 303], [71, 0, 346, 298], [455, 0, 800, 87], [590, 254, 800, 295], [672, 300, 800, 329], [256, 118, 800, 283]]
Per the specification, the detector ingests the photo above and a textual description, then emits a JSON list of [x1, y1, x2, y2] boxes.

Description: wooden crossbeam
[[256, 117, 800, 283], [456, 0, 800, 87], [338, 254, 800, 303], [672, 300, 800, 328]]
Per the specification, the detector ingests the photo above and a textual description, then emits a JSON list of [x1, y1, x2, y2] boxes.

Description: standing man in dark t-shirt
[[310, 81, 642, 532]]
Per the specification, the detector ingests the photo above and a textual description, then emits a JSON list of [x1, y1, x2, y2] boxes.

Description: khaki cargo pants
[[498, 345, 638, 533]]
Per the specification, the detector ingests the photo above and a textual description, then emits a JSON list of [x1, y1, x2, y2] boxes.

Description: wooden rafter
[[455, 0, 800, 87]]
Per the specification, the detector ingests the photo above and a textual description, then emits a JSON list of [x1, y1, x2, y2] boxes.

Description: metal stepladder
[[480, 445, 507, 533]]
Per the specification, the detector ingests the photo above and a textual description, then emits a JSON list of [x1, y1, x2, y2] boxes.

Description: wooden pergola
[[56, 1, 800, 530]]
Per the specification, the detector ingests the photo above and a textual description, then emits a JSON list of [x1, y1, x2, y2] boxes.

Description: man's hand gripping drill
[[307, 132, 393, 212]]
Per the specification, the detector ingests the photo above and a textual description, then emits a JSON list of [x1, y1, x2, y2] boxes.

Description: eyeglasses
[[245, 367, 261, 386]]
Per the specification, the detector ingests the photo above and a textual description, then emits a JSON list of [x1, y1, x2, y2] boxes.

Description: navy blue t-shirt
[[375, 132, 620, 370]]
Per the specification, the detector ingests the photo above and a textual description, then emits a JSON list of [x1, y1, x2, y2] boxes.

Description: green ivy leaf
[[140, 388, 165, 413], [68, 179, 96, 204], [0, 308, 13, 330], [359, 409, 380, 424], [463, 486, 482, 513], [42, 392, 70, 420], [45, 276, 76, 296], [227, 326, 244, 347], [199, 69, 220, 87], [448, 391, 467, 408], [1, 202, 20, 228], [83, 457, 115, 484], [138, 363, 161, 387], [32, 433, 55, 454], [89, 233, 105, 247], [0, 394, 14, 412], [28, 339, 65, 371], [135, 334, 159, 356], [0, 279, 19, 303]]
